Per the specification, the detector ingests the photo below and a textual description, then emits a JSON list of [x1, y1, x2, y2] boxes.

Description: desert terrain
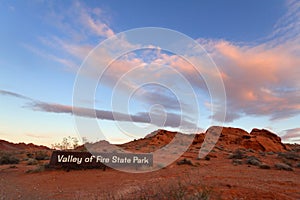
[[0, 126, 300, 200]]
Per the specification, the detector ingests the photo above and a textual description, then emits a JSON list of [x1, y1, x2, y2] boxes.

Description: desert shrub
[[0, 153, 19, 165], [27, 158, 38, 165], [278, 152, 300, 161], [274, 163, 293, 171], [228, 149, 246, 159], [74, 175, 214, 200], [232, 159, 243, 165], [247, 149, 255, 153], [296, 163, 300, 168], [26, 153, 34, 158], [177, 158, 193, 166], [282, 158, 293, 167], [204, 155, 211, 161], [51, 136, 79, 150], [26, 164, 46, 173], [133, 179, 211, 200], [259, 151, 266, 156], [215, 146, 224, 151], [259, 163, 271, 169], [246, 156, 261, 166], [35, 151, 49, 160]]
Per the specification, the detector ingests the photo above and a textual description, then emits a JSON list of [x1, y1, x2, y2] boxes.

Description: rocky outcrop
[[206, 126, 289, 152]]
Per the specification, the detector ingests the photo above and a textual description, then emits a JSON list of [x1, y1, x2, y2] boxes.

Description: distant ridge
[[0, 126, 293, 153], [0, 139, 50, 151]]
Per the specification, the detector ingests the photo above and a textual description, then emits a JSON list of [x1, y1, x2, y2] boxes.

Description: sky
[[0, 0, 299, 146]]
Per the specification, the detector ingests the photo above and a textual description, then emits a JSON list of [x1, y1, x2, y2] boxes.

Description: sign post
[[49, 151, 153, 170]]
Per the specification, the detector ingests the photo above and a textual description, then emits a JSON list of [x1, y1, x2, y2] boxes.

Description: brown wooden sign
[[49, 151, 153, 169]]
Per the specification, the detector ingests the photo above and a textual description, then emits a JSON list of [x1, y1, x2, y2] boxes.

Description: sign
[[49, 151, 153, 169]]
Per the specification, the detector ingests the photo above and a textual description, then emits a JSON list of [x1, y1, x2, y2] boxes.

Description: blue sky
[[0, 0, 299, 146]]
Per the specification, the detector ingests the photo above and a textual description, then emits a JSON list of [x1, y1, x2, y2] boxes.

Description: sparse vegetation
[[278, 152, 300, 161], [131, 177, 212, 200], [177, 158, 194, 166], [0, 152, 19, 165], [232, 159, 243, 165], [51, 136, 79, 150], [274, 163, 293, 171], [259, 163, 271, 169], [35, 151, 49, 160], [282, 158, 293, 167], [247, 149, 255, 153], [74, 178, 213, 200], [204, 155, 211, 161], [228, 149, 246, 159], [27, 158, 38, 165], [26, 164, 46, 173], [246, 156, 261, 166]]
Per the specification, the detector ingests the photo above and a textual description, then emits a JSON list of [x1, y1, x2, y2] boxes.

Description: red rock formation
[[205, 126, 289, 152], [0, 139, 50, 151]]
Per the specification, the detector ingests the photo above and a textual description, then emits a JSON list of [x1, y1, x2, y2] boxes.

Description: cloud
[[266, 0, 300, 44], [197, 1, 300, 122], [27, 0, 300, 124], [29, 102, 196, 129], [26, 1, 114, 70], [280, 128, 300, 142], [0, 90, 33, 101], [0, 90, 197, 129], [25, 133, 51, 139], [78, 4, 114, 38], [23, 43, 78, 70]]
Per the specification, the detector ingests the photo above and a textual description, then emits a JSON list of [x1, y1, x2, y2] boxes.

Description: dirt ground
[[1, 128, 300, 199], [0, 151, 299, 200]]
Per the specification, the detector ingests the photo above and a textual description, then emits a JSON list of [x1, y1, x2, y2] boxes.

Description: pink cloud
[[281, 128, 300, 142], [197, 31, 300, 121]]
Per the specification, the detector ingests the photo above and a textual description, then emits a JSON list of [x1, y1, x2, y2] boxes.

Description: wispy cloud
[[22, 43, 78, 70], [25, 133, 51, 139], [0, 90, 33, 101], [25, 1, 114, 71], [0, 90, 197, 129], [280, 127, 300, 142]]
